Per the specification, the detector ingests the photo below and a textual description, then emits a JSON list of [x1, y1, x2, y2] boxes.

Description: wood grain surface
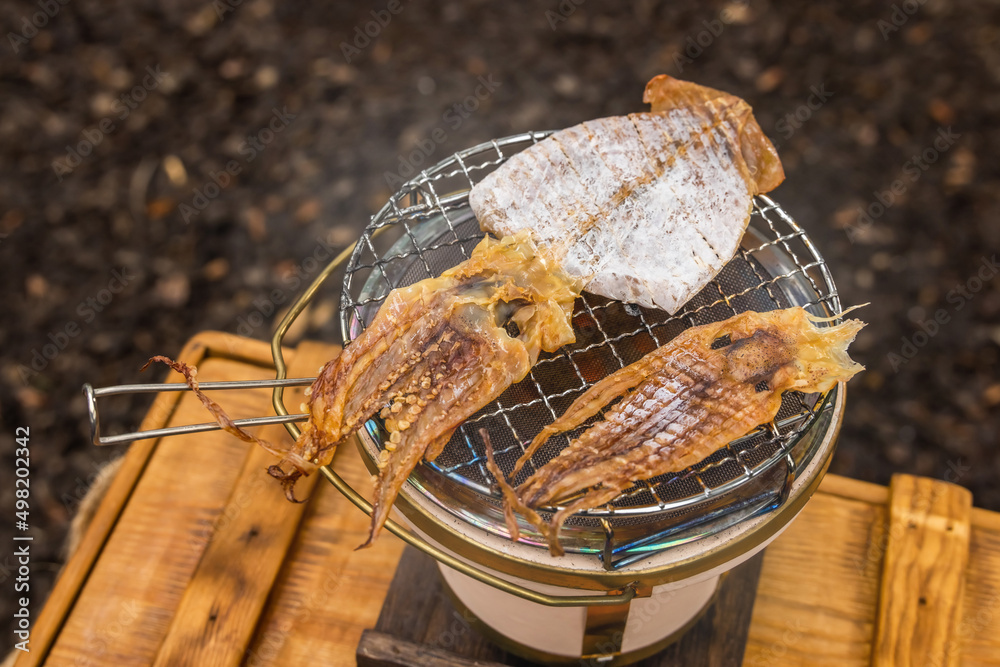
[[239, 441, 404, 666], [871, 474, 972, 667], [358, 630, 510, 667], [19, 333, 1000, 667], [743, 480, 888, 666], [15, 334, 218, 667], [150, 340, 333, 667], [39, 336, 306, 667]]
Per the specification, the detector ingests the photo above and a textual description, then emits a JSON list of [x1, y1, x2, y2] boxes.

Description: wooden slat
[[151, 341, 335, 667], [243, 432, 406, 665], [744, 490, 887, 665], [818, 473, 890, 505], [358, 630, 510, 667], [960, 521, 1000, 666], [871, 474, 972, 667]]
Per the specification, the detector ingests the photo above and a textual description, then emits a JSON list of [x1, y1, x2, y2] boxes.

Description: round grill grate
[[339, 132, 843, 557]]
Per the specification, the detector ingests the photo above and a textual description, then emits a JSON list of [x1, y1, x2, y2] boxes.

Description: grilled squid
[[297, 231, 580, 547], [149, 231, 581, 547], [470, 74, 784, 314], [485, 306, 865, 556]]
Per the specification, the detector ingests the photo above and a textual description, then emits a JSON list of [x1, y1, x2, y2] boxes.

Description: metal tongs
[[83, 377, 315, 446]]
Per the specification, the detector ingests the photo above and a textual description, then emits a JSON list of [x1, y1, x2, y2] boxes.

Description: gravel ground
[[2, 0, 999, 653]]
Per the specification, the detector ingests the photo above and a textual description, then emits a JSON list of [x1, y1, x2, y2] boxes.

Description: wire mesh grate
[[340, 132, 842, 524]]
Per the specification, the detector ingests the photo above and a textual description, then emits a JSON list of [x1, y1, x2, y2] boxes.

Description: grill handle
[[318, 462, 639, 608]]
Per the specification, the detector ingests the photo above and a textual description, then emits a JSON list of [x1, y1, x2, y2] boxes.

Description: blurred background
[[1, 0, 998, 647]]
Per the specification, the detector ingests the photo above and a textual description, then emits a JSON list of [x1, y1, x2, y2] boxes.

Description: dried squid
[[485, 306, 865, 556], [470, 74, 784, 314], [149, 232, 580, 548], [297, 231, 580, 547]]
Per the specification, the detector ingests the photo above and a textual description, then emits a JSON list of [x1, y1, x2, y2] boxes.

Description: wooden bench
[[15, 331, 1000, 666]]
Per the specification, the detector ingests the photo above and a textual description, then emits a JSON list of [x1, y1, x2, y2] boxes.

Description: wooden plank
[[744, 490, 887, 666], [357, 630, 510, 667], [43, 343, 300, 666], [243, 432, 406, 665], [971, 506, 1000, 532], [959, 521, 1000, 666], [151, 341, 336, 667], [818, 473, 889, 506], [871, 474, 972, 667]]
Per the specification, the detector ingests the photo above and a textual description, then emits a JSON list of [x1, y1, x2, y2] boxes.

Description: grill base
[[360, 543, 768, 667], [439, 563, 720, 663]]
